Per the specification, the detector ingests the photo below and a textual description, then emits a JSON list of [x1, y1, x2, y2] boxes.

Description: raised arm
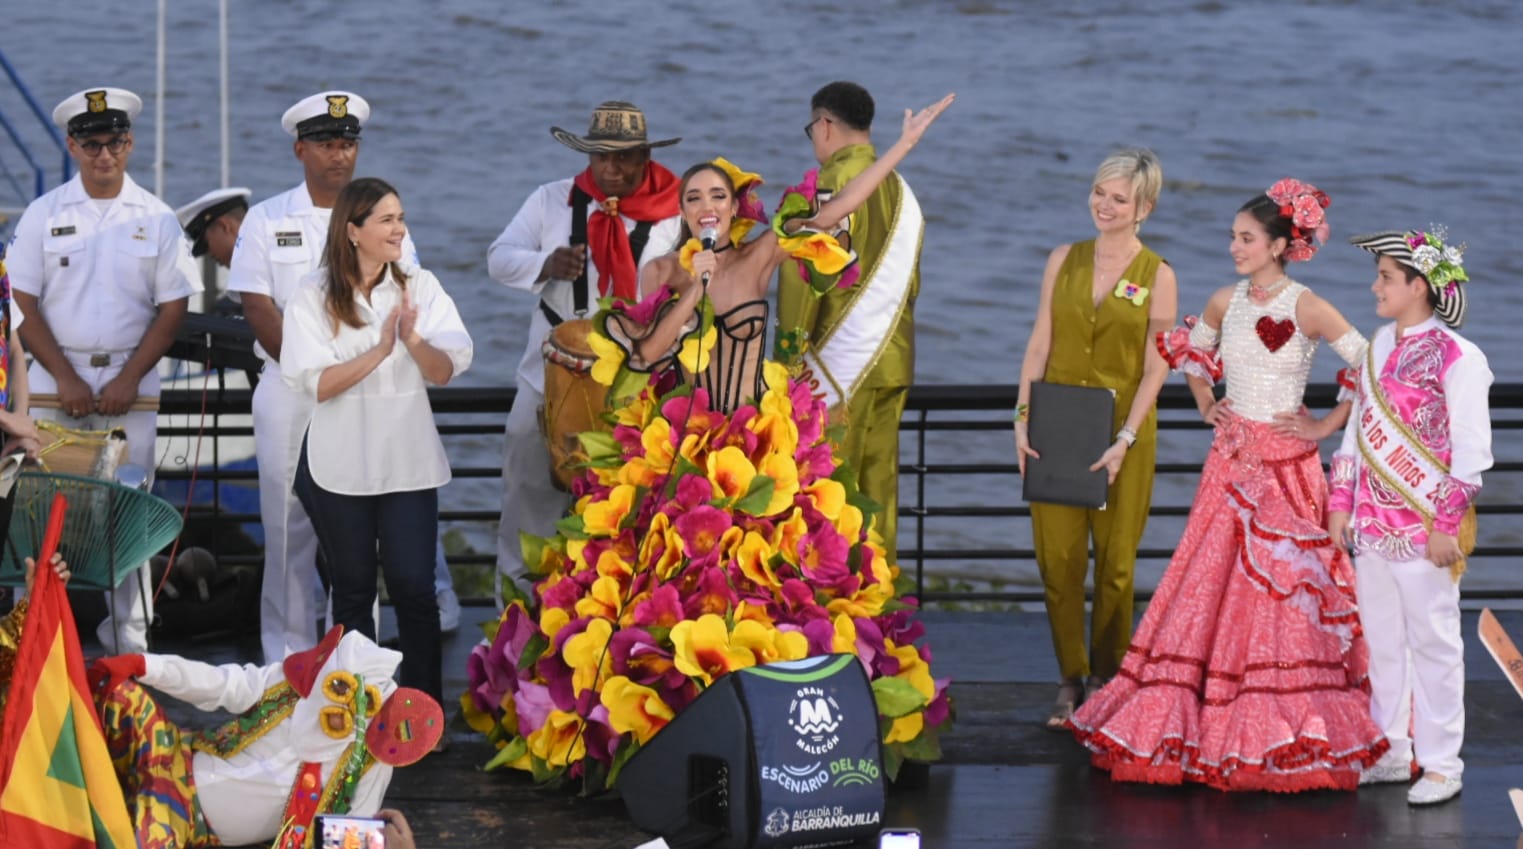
[[795, 93, 956, 236]]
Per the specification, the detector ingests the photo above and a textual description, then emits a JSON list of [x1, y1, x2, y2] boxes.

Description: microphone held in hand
[[699, 226, 718, 287]]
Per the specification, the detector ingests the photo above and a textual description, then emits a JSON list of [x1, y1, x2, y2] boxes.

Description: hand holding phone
[[314, 814, 388, 849], [879, 827, 921, 849]]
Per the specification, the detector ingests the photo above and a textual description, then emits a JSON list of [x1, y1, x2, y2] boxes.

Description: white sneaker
[[1407, 774, 1462, 805], [437, 588, 461, 634], [1359, 755, 1413, 786]]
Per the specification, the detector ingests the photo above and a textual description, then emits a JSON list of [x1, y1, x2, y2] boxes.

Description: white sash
[[1354, 341, 1448, 522], [794, 176, 923, 408]]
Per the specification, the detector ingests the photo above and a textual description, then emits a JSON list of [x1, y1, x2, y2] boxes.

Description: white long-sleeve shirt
[[487, 177, 680, 391], [6, 173, 201, 359], [281, 264, 472, 495]]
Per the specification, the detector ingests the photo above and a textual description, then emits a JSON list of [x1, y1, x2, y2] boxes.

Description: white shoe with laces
[[1407, 774, 1462, 805], [437, 587, 461, 634]]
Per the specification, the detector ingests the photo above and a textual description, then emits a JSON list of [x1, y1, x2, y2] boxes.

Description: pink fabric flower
[[1266, 178, 1306, 205]]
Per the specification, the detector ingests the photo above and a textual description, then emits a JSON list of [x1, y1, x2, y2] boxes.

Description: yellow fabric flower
[[678, 238, 702, 273], [574, 574, 625, 620], [670, 614, 755, 685], [677, 324, 718, 375], [583, 484, 637, 537], [835, 503, 865, 546], [588, 330, 626, 387], [805, 479, 846, 522], [601, 676, 676, 742], [772, 507, 809, 566], [762, 360, 791, 396], [757, 451, 800, 516], [563, 617, 614, 697], [777, 232, 852, 275], [539, 605, 571, 641], [711, 157, 761, 197], [526, 709, 587, 766], [734, 529, 780, 590], [734, 599, 776, 628], [707, 445, 759, 502], [459, 690, 504, 736], [882, 640, 936, 744], [730, 619, 808, 666]]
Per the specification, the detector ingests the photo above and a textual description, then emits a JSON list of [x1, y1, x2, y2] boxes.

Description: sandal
[[1084, 675, 1111, 702], [1045, 680, 1083, 730]]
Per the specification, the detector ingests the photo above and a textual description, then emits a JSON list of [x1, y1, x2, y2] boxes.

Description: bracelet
[[1013, 403, 1029, 424], [1115, 427, 1137, 447]]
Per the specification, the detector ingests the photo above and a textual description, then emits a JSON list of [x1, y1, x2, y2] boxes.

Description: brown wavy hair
[[321, 176, 407, 332]]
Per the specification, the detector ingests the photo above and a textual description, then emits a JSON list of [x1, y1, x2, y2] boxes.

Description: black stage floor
[[122, 606, 1523, 848]]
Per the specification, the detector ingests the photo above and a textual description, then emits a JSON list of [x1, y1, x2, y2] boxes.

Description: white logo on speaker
[[787, 686, 842, 756], [761, 761, 830, 794], [764, 807, 790, 837]]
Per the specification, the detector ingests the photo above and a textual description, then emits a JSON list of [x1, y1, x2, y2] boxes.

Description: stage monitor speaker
[[617, 653, 885, 849]]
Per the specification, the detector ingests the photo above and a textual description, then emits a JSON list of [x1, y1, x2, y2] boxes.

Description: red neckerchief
[[571, 161, 679, 302]]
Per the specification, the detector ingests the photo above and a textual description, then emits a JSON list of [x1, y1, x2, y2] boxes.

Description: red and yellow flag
[[0, 494, 134, 848]]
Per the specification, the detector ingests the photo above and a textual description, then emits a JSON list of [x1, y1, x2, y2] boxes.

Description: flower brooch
[[1113, 278, 1148, 306]]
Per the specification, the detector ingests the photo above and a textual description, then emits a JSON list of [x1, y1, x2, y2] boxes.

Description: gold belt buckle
[[89, 353, 111, 367]]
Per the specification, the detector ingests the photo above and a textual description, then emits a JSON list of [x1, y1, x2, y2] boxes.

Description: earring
[[350, 239, 357, 247]]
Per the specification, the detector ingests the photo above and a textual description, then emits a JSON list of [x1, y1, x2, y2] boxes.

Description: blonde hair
[[1092, 148, 1163, 230]]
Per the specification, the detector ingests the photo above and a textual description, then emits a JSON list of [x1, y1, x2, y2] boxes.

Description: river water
[[4, 0, 1520, 593]]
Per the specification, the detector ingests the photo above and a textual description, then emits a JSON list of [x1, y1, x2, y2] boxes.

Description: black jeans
[[294, 439, 442, 705]]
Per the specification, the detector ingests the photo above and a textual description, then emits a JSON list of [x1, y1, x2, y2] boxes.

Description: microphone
[[699, 226, 718, 287]]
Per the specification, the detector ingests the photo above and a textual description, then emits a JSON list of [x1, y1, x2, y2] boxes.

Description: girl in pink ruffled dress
[[1069, 179, 1389, 792]]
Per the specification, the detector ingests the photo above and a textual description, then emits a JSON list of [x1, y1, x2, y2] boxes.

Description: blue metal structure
[[0, 47, 71, 228]]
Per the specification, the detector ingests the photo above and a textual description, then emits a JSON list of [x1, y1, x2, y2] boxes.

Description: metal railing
[[0, 48, 72, 204], [152, 381, 1523, 607]]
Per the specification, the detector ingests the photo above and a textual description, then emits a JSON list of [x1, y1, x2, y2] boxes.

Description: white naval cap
[[280, 91, 369, 140], [176, 187, 251, 257], [52, 87, 142, 136]]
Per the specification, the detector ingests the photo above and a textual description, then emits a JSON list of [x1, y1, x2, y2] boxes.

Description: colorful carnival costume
[[90, 626, 442, 848], [464, 161, 950, 792], [776, 143, 922, 563], [0, 601, 25, 713], [1334, 229, 1491, 805], [1032, 240, 1166, 692], [1069, 278, 1387, 792]]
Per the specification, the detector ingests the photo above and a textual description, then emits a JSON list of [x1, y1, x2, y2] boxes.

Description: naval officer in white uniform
[[7, 86, 202, 652], [228, 92, 460, 664]]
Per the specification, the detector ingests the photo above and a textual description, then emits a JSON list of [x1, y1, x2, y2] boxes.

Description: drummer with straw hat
[[487, 101, 682, 600]]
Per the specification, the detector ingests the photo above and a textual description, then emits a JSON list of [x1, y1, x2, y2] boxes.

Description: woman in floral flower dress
[[1068, 179, 1389, 792], [604, 92, 956, 415], [462, 94, 956, 792]]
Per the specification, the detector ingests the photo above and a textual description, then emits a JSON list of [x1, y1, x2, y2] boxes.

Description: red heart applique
[[1255, 316, 1295, 352]]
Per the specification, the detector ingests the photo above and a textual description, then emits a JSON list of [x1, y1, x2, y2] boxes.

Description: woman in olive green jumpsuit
[[1014, 149, 1177, 729]]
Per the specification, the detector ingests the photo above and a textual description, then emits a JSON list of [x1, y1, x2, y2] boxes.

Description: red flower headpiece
[[1265, 178, 1331, 263]]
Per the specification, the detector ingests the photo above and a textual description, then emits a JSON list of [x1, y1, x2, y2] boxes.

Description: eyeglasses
[[77, 135, 130, 156], [804, 115, 833, 141]]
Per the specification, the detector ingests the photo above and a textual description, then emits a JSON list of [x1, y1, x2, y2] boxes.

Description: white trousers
[[1355, 549, 1465, 780], [252, 363, 324, 663], [495, 378, 569, 602], [29, 358, 157, 654]]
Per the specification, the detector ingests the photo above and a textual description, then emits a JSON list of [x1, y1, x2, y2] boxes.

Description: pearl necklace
[[1248, 275, 1290, 304]]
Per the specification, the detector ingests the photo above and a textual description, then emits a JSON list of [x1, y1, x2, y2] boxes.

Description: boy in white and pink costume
[[1328, 227, 1492, 806]]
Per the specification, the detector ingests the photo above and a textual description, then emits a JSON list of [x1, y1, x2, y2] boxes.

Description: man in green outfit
[[776, 80, 923, 563]]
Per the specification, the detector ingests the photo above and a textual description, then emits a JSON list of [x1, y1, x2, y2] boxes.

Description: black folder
[[1021, 381, 1115, 509]]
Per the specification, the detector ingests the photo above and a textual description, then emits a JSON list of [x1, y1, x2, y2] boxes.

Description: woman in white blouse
[[282, 177, 472, 708]]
